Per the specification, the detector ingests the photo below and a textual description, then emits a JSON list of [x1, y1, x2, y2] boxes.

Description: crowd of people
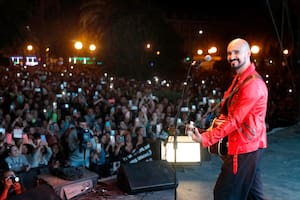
[[0, 60, 297, 197]]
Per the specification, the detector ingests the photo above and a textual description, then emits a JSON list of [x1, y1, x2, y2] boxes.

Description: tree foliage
[[80, 0, 185, 80], [0, 0, 35, 53]]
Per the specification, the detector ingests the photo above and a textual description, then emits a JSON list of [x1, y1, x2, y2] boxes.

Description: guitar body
[[208, 136, 228, 156], [207, 118, 228, 156]]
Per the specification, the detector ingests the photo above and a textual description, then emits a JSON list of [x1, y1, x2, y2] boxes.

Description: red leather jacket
[[201, 63, 268, 173]]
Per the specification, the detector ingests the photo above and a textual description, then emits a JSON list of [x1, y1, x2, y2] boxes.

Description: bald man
[[192, 38, 268, 200]]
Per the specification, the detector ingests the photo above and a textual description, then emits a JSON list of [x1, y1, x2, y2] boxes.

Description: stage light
[[161, 136, 201, 164]]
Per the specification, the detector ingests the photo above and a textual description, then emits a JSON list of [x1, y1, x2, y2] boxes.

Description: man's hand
[[23, 164, 30, 172], [192, 128, 203, 143], [86, 141, 92, 148], [4, 177, 13, 190]]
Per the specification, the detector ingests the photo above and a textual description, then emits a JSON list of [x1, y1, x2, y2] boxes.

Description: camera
[[8, 176, 20, 183], [77, 127, 92, 152]]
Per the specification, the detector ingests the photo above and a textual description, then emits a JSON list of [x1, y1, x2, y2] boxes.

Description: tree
[[80, 0, 185, 80], [0, 0, 35, 53]]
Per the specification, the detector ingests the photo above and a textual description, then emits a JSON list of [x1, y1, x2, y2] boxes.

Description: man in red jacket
[[192, 38, 268, 200]]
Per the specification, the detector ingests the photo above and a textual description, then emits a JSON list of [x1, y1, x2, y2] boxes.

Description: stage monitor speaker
[[117, 160, 177, 194], [37, 168, 98, 200]]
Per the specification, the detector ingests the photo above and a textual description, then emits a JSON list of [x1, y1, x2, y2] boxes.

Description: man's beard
[[229, 58, 245, 71]]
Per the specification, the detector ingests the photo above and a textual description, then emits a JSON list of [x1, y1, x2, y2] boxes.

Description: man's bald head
[[227, 38, 252, 74]]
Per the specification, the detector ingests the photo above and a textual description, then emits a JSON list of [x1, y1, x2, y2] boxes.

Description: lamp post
[[251, 45, 260, 66], [72, 41, 83, 65], [89, 44, 96, 52], [27, 44, 33, 52], [89, 44, 97, 65], [74, 41, 83, 51], [23, 44, 34, 66], [251, 45, 260, 54], [208, 46, 217, 54]]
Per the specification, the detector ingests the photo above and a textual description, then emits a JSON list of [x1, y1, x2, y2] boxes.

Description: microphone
[[191, 55, 212, 66]]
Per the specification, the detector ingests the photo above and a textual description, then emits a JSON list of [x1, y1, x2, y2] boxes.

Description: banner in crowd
[[122, 143, 153, 164]]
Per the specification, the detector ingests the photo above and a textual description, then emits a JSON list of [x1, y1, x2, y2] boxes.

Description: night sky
[[156, 0, 268, 17]]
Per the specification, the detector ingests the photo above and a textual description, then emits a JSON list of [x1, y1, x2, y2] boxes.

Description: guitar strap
[[207, 74, 263, 162], [220, 73, 263, 115]]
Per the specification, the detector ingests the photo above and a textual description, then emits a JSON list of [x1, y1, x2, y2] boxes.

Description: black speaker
[[117, 160, 177, 194]]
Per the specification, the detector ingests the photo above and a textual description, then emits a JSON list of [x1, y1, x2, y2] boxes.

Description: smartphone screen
[[110, 135, 115, 145], [0, 127, 5, 134], [6, 133, 13, 144], [40, 134, 47, 143], [22, 134, 29, 144], [52, 113, 58, 123], [119, 136, 125, 143], [96, 143, 101, 152], [13, 129, 22, 138], [180, 107, 189, 112], [191, 105, 196, 111]]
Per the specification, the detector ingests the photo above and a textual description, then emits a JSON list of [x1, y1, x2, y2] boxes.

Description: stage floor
[[77, 175, 174, 200], [76, 122, 300, 200]]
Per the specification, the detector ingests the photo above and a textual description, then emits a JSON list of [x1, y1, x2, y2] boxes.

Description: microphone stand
[[172, 60, 195, 200]]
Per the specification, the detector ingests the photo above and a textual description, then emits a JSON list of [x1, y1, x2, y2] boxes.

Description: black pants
[[214, 149, 266, 200]]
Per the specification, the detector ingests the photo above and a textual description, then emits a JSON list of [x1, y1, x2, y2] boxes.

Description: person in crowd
[[192, 38, 268, 199], [113, 130, 133, 162], [68, 118, 96, 168], [133, 126, 147, 150], [147, 112, 161, 140], [132, 107, 148, 138], [30, 136, 52, 168], [48, 143, 66, 168], [4, 145, 30, 173], [89, 135, 110, 178], [0, 170, 23, 200], [84, 107, 96, 129], [0, 131, 9, 171], [20, 143, 34, 166], [138, 86, 155, 113], [46, 118, 60, 144], [93, 117, 104, 135]]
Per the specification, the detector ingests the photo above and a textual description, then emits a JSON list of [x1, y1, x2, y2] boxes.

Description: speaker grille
[[117, 160, 177, 194]]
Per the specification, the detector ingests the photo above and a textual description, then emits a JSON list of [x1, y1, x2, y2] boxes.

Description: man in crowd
[[0, 170, 23, 200]]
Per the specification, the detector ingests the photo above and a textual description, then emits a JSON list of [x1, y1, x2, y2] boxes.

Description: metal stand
[[172, 61, 195, 200]]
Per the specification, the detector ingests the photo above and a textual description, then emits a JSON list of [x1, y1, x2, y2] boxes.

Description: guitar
[[185, 117, 228, 156], [206, 74, 261, 156], [207, 117, 228, 156]]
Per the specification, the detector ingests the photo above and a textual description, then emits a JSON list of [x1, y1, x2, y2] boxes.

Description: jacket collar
[[236, 63, 256, 82]]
